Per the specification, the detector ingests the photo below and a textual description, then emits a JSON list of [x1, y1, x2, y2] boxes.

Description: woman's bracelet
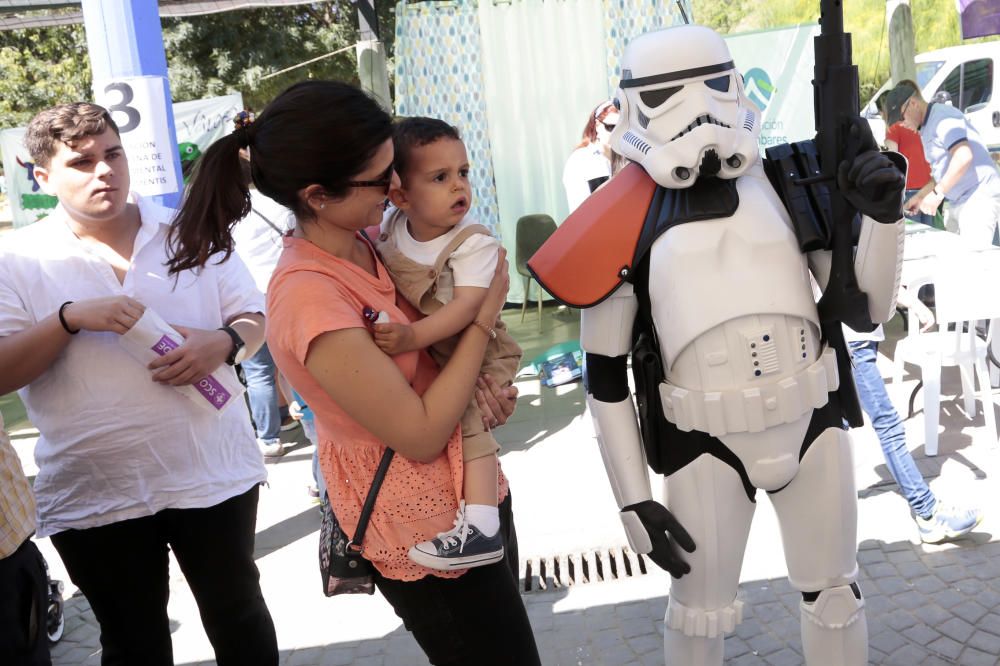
[[471, 319, 496, 340], [58, 301, 80, 335]]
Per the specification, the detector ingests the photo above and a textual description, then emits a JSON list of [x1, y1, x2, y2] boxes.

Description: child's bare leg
[[463, 454, 498, 506], [463, 453, 500, 537]]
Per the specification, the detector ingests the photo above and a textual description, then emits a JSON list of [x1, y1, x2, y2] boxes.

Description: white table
[[897, 222, 1000, 454], [902, 221, 1000, 280]]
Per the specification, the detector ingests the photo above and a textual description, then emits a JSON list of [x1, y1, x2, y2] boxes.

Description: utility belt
[[660, 347, 839, 437]]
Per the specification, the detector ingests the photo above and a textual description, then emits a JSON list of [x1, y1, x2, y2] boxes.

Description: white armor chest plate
[[648, 167, 839, 490], [648, 167, 821, 376]]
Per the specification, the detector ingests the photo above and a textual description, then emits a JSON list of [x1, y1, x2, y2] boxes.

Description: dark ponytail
[[166, 131, 250, 275], [167, 80, 394, 275]]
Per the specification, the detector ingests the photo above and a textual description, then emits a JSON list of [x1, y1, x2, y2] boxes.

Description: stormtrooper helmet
[[611, 25, 762, 189]]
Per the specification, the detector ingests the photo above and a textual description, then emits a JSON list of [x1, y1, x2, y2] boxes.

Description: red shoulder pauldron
[[527, 163, 657, 308]]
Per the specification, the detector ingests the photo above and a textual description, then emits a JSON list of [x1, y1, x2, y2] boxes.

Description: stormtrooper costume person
[[529, 25, 905, 665]]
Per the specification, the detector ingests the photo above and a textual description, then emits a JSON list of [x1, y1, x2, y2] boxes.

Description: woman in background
[[562, 99, 620, 213]]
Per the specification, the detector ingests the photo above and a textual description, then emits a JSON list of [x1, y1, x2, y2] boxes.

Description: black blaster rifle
[[767, 0, 875, 426], [810, 0, 875, 334]]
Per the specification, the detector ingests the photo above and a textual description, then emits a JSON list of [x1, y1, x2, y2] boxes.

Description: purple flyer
[[151, 335, 232, 410]]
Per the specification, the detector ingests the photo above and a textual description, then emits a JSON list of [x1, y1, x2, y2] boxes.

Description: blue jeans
[[849, 340, 936, 518], [241, 343, 281, 441], [303, 418, 327, 499], [904, 187, 936, 228]]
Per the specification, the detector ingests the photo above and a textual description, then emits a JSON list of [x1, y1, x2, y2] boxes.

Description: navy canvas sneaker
[[915, 504, 983, 544], [409, 501, 504, 570]]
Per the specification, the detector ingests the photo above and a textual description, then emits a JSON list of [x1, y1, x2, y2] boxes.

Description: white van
[[863, 42, 1000, 159]]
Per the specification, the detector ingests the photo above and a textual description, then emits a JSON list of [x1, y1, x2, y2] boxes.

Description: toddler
[[374, 117, 522, 570]]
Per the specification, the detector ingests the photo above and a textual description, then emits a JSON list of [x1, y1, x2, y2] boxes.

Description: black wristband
[[58, 301, 80, 335]]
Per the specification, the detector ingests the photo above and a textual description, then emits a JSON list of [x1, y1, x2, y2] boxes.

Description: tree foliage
[[692, 0, 990, 104], [0, 1, 989, 130], [0, 1, 395, 129], [162, 1, 395, 112], [0, 23, 91, 130]]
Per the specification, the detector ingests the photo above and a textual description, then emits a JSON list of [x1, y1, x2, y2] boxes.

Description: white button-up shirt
[[0, 195, 267, 537]]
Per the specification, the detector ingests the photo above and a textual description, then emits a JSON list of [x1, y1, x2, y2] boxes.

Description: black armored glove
[[622, 499, 697, 578], [836, 118, 906, 224]]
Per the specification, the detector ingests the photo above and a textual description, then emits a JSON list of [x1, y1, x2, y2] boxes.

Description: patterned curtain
[[476, 0, 608, 303], [393, 0, 502, 237], [604, 0, 693, 93], [393, 0, 691, 302]]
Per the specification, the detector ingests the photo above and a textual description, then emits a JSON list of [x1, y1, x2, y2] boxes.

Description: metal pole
[[354, 0, 392, 112], [80, 0, 183, 209], [886, 0, 917, 85]]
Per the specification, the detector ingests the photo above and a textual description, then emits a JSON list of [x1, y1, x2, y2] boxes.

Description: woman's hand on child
[[374, 322, 418, 355], [477, 374, 518, 429], [478, 248, 510, 324]]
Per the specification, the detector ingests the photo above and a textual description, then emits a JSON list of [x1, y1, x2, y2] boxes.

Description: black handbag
[[319, 448, 394, 596]]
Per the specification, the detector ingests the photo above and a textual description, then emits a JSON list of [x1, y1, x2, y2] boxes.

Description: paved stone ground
[[45, 536, 1000, 665], [13, 307, 1000, 665]]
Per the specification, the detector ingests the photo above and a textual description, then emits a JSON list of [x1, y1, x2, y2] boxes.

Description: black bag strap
[[348, 447, 395, 552]]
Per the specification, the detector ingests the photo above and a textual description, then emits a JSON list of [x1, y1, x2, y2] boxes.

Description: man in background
[[885, 81, 1000, 246]]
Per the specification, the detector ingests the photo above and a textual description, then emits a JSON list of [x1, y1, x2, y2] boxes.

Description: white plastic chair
[[891, 251, 1000, 455]]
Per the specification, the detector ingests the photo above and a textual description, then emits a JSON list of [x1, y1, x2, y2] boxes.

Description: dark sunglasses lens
[[603, 123, 616, 131]]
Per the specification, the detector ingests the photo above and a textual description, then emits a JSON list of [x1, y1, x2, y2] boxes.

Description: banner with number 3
[[94, 75, 182, 197]]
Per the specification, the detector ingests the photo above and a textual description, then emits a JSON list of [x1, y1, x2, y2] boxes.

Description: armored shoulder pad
[[527, 163, 656, 308]]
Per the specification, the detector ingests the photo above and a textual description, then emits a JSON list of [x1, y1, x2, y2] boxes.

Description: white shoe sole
[[407, 545, 504, 571], [920, 512, 984, 543]]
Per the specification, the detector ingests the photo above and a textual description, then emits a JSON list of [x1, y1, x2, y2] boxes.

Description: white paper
[[119, 309, 245, 414]]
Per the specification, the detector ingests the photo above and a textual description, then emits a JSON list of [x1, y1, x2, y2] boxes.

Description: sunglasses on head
[[347, 162, 394, 194]]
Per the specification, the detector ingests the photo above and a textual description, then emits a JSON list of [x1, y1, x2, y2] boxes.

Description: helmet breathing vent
[[670, 115, 731, 141], [742, 109, 755, 133], [623, 131, 652, 155]]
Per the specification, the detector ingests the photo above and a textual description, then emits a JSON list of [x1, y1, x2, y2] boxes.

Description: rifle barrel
[[820, 0, 844, 36]]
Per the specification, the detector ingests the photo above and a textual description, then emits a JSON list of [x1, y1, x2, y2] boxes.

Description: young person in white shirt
[[0, 103, 278, 666]]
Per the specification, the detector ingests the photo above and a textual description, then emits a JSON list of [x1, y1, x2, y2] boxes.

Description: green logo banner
[[724, 24, 820, 152]]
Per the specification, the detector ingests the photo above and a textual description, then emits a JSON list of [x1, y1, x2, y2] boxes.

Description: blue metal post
[[81, 0, 183, 209]]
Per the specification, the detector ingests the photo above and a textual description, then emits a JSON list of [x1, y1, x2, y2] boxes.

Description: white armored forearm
[[807, 216, 904, 325], [581, 284, 654, 548], [854, 216, 904, 324], [588, 395, 653, 509]]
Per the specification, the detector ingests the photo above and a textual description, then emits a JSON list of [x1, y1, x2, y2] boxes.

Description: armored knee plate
[[799, 583, 868, 665], [800, 583, 864, 630]]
